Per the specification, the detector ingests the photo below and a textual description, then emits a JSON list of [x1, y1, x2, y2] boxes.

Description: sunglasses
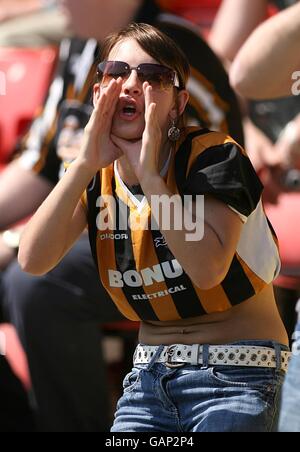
[[97, 60, 180, 90]]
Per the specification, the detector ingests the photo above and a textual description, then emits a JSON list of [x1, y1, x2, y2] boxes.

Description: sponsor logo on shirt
[[131, 285, 187, 301], [108, 259, 183, 288], [154, 235, 167, 248], [99, 233, 129, 241]]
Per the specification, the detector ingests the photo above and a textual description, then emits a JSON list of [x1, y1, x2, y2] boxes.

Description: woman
[[18, 23, 289, 432]]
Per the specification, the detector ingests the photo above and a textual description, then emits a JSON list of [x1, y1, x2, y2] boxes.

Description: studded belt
[[133, 344, 291, 371]]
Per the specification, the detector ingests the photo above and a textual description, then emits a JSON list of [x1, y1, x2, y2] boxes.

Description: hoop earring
[[168, 120, 181, 142]]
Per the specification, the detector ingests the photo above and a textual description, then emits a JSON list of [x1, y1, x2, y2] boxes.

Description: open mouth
[[117, 97, 142, 122], [123, 105, 137, 116]]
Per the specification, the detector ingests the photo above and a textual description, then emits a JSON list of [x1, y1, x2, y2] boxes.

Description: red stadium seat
[[0, 47, 57, 165], [158, 0, 222, 32]]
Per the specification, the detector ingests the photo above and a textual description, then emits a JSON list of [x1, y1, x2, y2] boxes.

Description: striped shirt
[[83, 128, 280, 322]]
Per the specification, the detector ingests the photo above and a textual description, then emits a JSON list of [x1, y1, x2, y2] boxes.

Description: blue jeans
[[111, 341, 287, 432], [279, 315, 300, 432]]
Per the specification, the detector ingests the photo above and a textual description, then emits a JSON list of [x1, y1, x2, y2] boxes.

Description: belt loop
[[202, 344, 209, 368], [272, 341, 282, 371], [190, 344, 201, 365], [146, 345, 165, 372]]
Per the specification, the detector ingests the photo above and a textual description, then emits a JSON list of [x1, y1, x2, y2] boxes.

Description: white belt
[[133, 344, 291, 372]]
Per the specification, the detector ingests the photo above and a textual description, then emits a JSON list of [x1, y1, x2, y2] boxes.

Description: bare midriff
[[139, 284, 288, 346]]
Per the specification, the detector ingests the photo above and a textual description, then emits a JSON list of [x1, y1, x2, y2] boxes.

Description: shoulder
[[175, 128, 263, 218], [176, 127, 246, 171], [179, 127, 243, 148]]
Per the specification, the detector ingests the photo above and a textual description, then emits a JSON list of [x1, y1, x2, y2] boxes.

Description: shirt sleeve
[[183, 142, 264, 220]]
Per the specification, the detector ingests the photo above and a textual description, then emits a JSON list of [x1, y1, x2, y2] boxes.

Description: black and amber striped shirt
[[83, 128, 280, 322]]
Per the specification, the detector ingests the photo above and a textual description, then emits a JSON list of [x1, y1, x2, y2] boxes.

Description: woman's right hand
[[78, 78, 123, 172]]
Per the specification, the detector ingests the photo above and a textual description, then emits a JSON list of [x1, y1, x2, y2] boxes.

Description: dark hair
[[98, 22, 190, 90]]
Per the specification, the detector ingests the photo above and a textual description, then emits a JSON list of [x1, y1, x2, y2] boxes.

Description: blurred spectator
[[0, 0, 243, 431], [0, 0, 69, 47], [0, 0, 42, 22], [227, 2, 300, 432], [210, 0, 270, 63], [209, 0, 300, 343], [229, 2, 300, 100]]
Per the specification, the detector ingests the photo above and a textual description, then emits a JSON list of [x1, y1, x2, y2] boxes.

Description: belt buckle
[[165, 345, 185, 368]]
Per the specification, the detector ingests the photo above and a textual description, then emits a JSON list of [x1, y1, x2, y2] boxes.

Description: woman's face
[[96, 38, 179, 141]]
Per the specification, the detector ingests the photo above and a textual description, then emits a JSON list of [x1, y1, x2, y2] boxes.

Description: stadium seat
[[157, 0, 222, 35], [0, 47, 57, 165]]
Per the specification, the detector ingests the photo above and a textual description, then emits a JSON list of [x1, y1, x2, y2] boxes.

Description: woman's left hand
[[111, 82, 162, 183]]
